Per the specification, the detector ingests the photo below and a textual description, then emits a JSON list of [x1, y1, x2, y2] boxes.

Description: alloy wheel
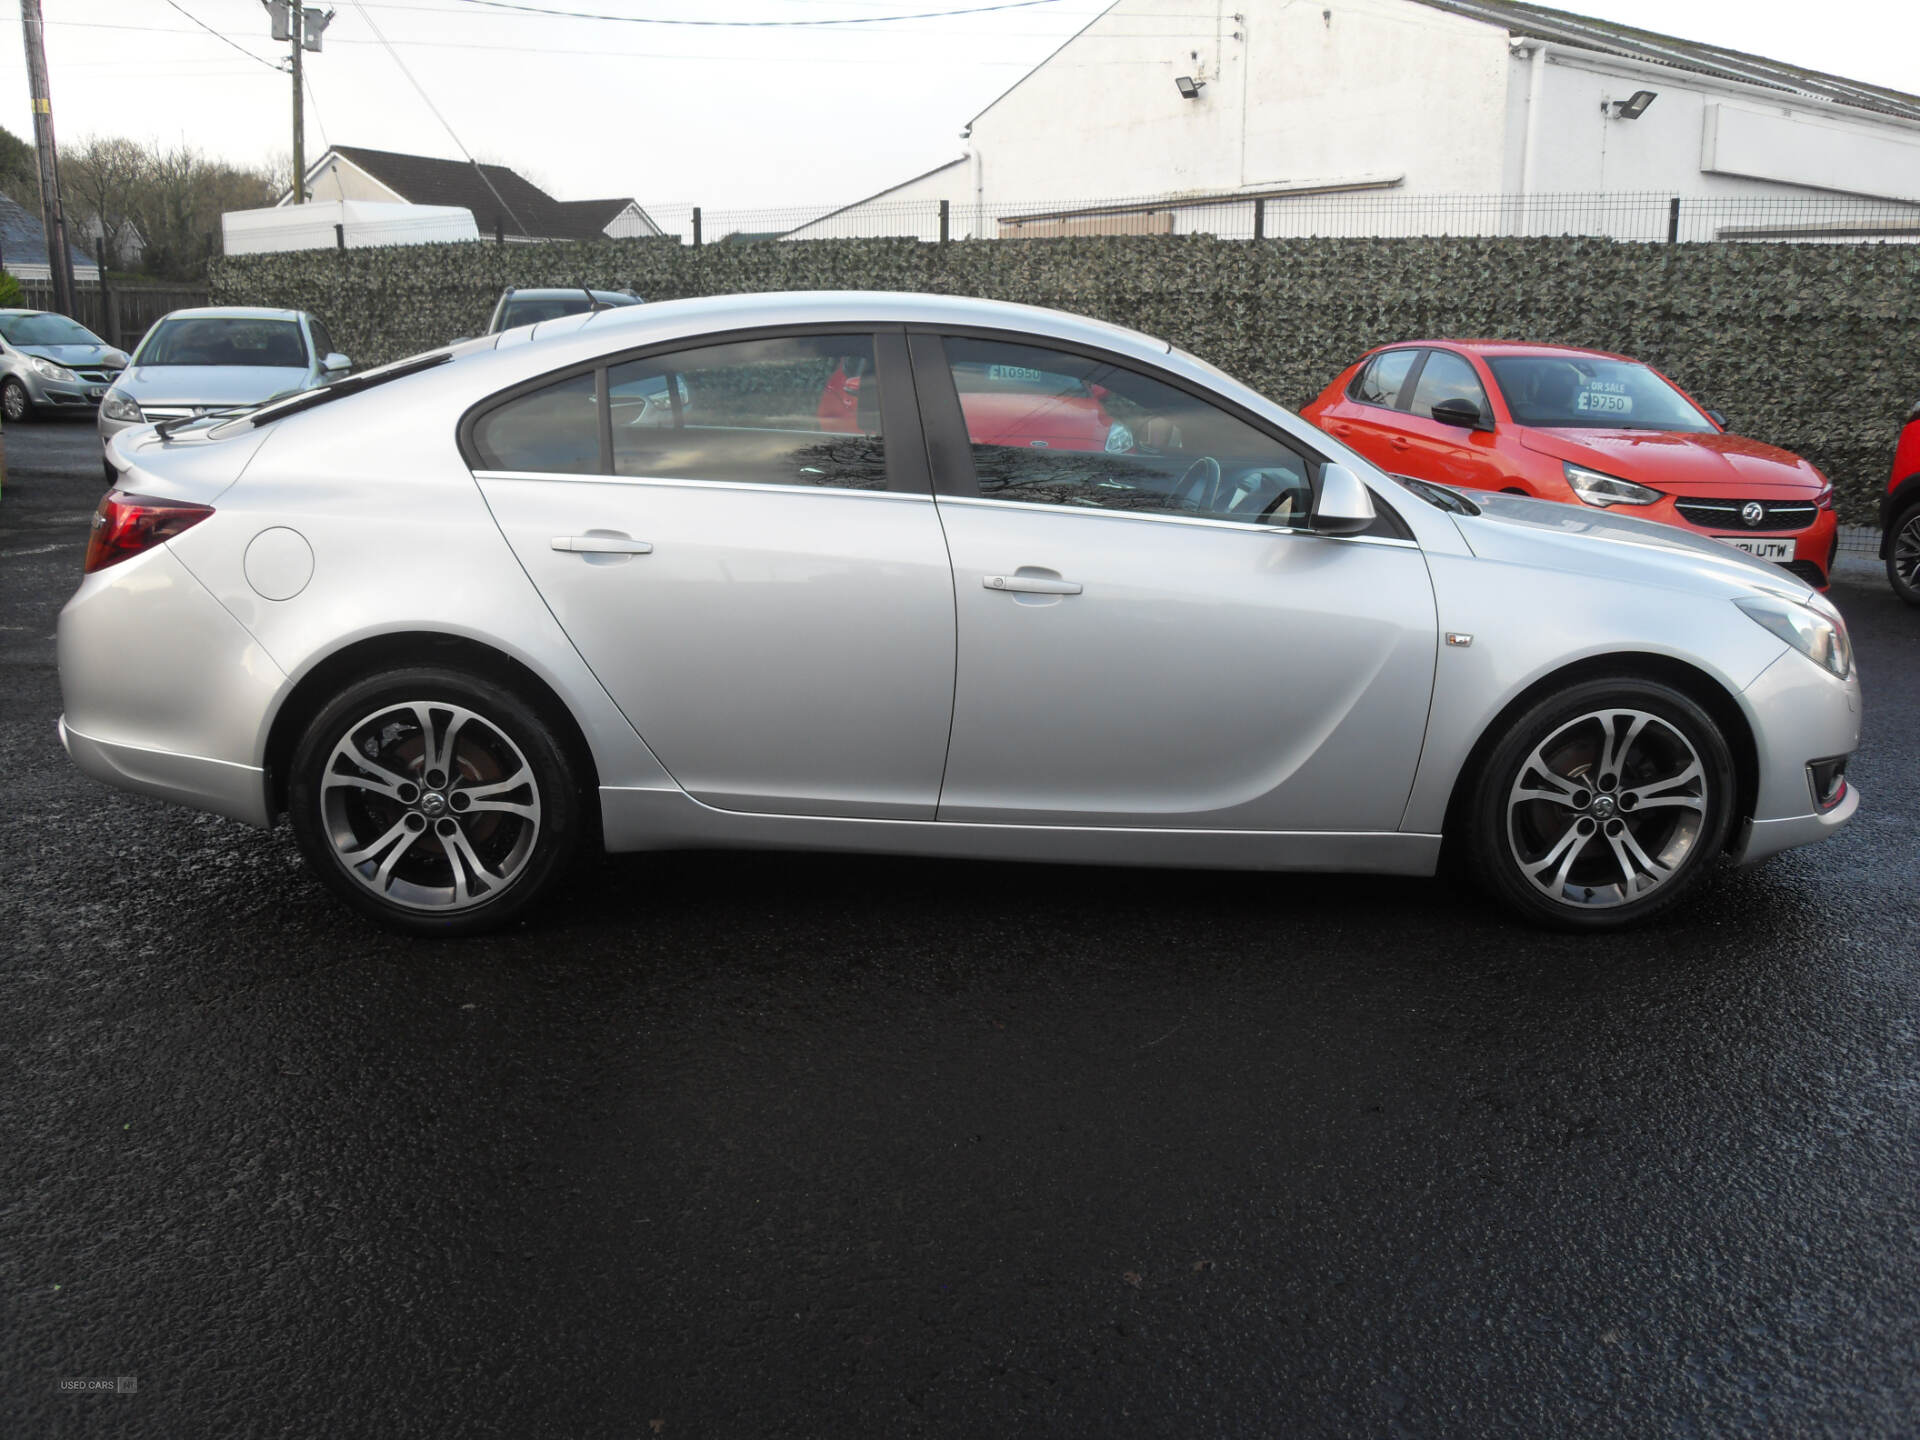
[[1894, 511, 1920, 594], [319, 700, 542, 913], [1505, 707, 1709, 910], [2, 381, 27, 422]]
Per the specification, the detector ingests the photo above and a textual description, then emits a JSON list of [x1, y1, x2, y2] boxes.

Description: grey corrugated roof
[[0, 189, 97, 272], [1412, 0, 1920, 124]]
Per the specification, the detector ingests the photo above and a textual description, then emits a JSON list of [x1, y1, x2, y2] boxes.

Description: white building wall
[[296, 155, 406, 206], [1516, 48, 1920, 219], [785, 159, 974, 240], [600, 204, 663, 239]]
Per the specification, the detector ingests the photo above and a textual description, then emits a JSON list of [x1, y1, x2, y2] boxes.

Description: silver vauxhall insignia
[[58, 292, 1861, 934]]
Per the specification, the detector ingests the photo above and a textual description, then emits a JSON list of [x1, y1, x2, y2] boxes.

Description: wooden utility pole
[[289, 6, 305, 202], [19, 0, 76, 316]]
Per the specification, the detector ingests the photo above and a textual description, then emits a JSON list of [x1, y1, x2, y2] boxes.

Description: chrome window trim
[[470, 468, 934, 503], [930, 493, 1423, 548]]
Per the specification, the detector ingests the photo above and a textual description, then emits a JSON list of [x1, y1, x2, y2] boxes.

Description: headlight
[[1104, 421, 1135, 454], [1737, 594, 1852, 679], [1564, 462, 1662, 507], [28, 355, 79, 383], [99, 389, 144, 424]]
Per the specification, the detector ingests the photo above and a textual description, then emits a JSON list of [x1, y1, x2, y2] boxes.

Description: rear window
[[1349, 349, 1418, 409], [499, 297, 594, 329]]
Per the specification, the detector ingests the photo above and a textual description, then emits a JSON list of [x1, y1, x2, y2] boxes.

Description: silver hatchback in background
[[99, 306, 349, 472], [57, 292, 1861, 936], [0, 309, 129, 422]]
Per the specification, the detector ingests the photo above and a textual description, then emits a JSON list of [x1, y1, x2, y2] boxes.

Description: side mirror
[[1705, 408, 1728, 429], [323, 352, 351, 374], [1312, 463, 1377, 536], [1431, 397, 1488, 430]]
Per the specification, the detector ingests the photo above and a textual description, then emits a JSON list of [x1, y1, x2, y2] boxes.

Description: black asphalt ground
[[3, 418, 1916, 1438]]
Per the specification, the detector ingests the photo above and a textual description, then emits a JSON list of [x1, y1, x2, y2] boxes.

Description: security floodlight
[[264, 0, 292, 42], [1611, 89, 1657, 119], [302, 8, 333, 50], [1175, 75, 1205, 100]]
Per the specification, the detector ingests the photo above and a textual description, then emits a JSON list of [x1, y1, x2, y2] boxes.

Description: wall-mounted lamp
[[1609, 89, 1658, 119], [1175, 75, 1206, 100]]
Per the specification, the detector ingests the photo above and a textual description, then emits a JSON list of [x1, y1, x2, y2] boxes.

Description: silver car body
[[58, 292, 1860, 883], [98, 306, 345, 457], [0, 309, 128, 416]]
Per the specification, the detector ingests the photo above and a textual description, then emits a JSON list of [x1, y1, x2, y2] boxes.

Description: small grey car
[[0, 309, 129, 421], [59, 292, 1860, 936], [99, 306, 348, 470]]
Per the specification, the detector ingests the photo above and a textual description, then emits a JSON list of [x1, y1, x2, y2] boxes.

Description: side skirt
[[600, 786, 1442, 876]]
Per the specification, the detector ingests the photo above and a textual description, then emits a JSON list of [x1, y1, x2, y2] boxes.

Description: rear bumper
[[60, 716, 272, 827]]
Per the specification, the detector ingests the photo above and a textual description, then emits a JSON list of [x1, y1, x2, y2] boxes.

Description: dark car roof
[[1370, 339, 1642, 364], [500, 288, 639, 304]]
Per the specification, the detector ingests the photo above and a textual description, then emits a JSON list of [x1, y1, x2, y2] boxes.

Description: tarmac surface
[[3, 418, 1916, 1437]]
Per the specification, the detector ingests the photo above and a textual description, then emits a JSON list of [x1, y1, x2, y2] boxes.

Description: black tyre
[[1465, 677, 1737, 930], [2, 377, 34, 424], [1888, 498, 1920, 607], [287, 667, 581, 935]]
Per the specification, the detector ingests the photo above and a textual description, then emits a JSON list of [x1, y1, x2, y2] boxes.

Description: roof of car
[[154, 306, 309, 322], [1374, 339, 1641, 363], [503, 288, 637, 302]]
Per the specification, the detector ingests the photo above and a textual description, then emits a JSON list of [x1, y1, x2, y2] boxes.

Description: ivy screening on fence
[[211, 226, 1920, 525]]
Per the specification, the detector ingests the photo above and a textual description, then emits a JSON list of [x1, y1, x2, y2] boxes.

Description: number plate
[[1717, 536, 1793, 561]]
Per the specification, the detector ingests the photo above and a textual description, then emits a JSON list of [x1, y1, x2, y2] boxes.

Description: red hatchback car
[[1883, 396, 1920, 604], [1304, 342, 1839, 589]]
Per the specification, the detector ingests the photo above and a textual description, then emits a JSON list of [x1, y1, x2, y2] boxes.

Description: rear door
[[1313, 346, 1422, 470], [917, 331, 1437, 833], [471, 328, 958, 819]]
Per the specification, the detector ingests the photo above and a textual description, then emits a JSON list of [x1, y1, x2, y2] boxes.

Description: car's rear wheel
[[1466, 677, 1736, 929], [287, 668, 580, 934], [1888, 498, 1920, 606], [3, 378, 34, 423]]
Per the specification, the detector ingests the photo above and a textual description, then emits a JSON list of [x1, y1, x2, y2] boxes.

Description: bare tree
[[62, 135, 147, 268]]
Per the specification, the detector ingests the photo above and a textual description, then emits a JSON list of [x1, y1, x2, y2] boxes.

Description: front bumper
[[22, 368, 116, 411], [1655, 500, 1839, 590], [1728, 645, 1863, 865]]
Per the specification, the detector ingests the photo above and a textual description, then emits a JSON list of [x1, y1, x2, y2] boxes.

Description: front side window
[[608, 334, 886, 490], [470, 371, 600, 474], [1485, 355, 1715, 433], [1408, 350, 1490, 421], [943, 336, 1312, 525], [135, 317, 310, 369], [1350, 348, 1418, 409], [308, 317, 337, 362]]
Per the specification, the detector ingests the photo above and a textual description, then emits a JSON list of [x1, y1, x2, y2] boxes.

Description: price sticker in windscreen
[[1575, 381, 1632, 416]]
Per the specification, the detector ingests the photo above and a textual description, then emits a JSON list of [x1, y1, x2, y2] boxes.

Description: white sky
[[3, 0, 1917, 224]]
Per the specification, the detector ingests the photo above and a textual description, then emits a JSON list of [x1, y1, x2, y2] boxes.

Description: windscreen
[[1486, 356, 1713, 433], [0, 313, 106, 347], [137, 317, 309, 368]]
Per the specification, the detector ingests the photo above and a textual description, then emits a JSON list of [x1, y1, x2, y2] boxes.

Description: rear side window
[[470, 371, 600, 474], [1350, 349, 1418, 409], [1408, 350, 1490, 420], [607, 334, 886, 490]]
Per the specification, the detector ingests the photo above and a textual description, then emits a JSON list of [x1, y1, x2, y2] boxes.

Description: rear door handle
[[552, 535, 653, 554], [1388, 436, 1411, 451], [984, 574, 1082, 595]]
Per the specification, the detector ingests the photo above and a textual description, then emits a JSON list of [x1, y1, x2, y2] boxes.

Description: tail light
[[84, 490, 214, 574]]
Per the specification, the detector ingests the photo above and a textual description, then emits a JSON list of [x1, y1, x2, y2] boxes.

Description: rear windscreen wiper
[[242, 351, 454, 427]]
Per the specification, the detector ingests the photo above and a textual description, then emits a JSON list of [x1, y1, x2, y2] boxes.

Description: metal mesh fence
[[641, 191, 1920, 246]]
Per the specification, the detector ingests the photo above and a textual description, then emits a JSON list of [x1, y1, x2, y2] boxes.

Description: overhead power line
[[158, 0, 287, 72], [446, 0, 1071, 24], [342, 0, 530, 236]]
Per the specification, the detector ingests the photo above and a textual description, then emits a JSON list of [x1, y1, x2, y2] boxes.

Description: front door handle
[[1387, 436, 1411, 451], [984, 574, 1082, 595], [552, 535, 653, 555]]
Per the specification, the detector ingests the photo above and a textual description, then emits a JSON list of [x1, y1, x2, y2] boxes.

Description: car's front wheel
[[1466, 677, 1737, 929], [1888, 497, 1920, 606], [287, 668, 581, 934], [2, 377, 34, 424]]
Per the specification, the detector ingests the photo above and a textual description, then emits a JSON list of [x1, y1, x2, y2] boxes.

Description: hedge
[[210, 234, 1920, 522]]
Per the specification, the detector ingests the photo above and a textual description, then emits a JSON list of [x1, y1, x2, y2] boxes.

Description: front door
[[917, 333, 1438, 832], [473, 330, 957, 819]]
